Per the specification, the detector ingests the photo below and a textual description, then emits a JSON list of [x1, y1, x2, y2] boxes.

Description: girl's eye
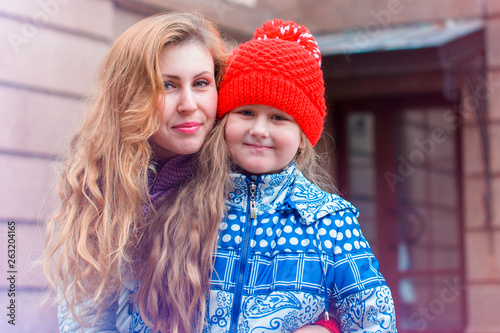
[[194, 79, 209, 88], [163, 81, 174, 89], [272, 114, 287, 121], [240, 110, 253, 116]]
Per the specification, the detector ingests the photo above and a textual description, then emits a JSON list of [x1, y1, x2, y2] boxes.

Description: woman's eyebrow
[[162, 71, 212, 79]]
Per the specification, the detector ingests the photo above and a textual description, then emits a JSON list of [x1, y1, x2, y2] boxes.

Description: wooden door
[[335, 96, 466, 333]]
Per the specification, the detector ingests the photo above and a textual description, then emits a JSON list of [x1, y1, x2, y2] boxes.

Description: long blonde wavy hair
[[43, 12, 227, 332]]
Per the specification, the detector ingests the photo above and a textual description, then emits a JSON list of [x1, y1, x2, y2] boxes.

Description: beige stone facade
[[1, 0, 498, 332]]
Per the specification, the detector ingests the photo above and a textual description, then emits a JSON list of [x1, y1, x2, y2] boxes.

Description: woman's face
[[150, 42, 217, 163]]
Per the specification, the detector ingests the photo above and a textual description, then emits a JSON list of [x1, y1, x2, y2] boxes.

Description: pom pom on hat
[[254, 19, 322, 67], [218, 18, 326, 146]]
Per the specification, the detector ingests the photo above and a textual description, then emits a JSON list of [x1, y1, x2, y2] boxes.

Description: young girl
[[43, 12, 228, 332], [199, 19, 397, 332]]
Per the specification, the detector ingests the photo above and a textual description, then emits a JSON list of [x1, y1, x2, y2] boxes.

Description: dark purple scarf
[[142, 153, 198, 216]]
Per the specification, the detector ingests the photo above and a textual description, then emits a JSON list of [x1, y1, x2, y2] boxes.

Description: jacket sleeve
[[58, 293, 120, 333], [333, 285, 396, 332], [322, 209, 397, 333]]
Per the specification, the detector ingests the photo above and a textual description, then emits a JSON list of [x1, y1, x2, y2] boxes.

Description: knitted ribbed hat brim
[[218, 71, 324, 145]]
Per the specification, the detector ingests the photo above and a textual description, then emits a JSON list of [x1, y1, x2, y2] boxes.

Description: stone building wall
[[0, 1, 137, 331]]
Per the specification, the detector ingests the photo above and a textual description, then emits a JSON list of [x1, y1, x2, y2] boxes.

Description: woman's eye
[[163, 81, 174, 89], [194, 79, 209, 88]]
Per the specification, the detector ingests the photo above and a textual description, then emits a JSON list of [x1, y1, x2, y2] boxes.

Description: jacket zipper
[[229, 181, 256, 332], [249, 182, 257, 218]]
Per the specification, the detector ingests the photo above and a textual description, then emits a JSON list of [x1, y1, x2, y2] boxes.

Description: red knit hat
[[217, 19, 327, 146]]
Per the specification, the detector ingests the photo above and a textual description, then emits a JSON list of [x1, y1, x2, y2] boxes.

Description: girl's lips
[[173, 122, 201, 134], [245, 143, 272, 151]]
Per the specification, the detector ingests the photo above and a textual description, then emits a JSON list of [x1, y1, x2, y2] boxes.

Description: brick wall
[[463, 1, 500, 332]]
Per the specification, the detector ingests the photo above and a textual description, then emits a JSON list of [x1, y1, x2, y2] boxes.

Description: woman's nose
[[177, 89, 196, 113]]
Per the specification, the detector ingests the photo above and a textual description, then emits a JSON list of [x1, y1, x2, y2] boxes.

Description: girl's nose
[[249, 118, 270, 138], [177, 89, 197, 113]]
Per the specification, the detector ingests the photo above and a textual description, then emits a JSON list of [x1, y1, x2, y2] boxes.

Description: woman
[[43, 12, 227, 332]]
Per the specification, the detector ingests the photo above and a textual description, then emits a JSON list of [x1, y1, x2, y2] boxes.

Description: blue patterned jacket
[[202, 163, 397, 333], [129, 163, 397, 333]]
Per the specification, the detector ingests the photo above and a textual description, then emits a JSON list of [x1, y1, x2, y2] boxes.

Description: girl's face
[[225, 104, 303, 175], [150, 42, 217, 163]]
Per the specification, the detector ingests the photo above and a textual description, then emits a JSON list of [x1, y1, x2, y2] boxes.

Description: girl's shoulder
[[288, 172, 359, 225]]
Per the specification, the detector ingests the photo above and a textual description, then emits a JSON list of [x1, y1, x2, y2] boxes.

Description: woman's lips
[[173, 122, 201, 134]]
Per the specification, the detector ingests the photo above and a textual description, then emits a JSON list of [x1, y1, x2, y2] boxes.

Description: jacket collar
[[228, 163, 358, 225]]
